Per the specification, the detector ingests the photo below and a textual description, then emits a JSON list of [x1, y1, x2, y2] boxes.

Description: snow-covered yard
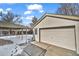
[[0, 35, 33, 56]]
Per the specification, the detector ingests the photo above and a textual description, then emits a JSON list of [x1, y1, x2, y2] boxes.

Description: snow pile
[[0, 35, 33, 44], [0, 44, 17, 56], [0, 35, 33, 56]]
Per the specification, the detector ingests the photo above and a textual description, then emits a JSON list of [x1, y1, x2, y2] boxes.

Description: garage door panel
[[40, 28, 76, 51]]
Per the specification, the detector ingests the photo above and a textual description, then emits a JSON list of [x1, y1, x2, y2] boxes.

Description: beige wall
[[34, 16, 79, 53], [75, 23, 79, 54], [33, 28, 39, 42], [35, 17, 78, 28]]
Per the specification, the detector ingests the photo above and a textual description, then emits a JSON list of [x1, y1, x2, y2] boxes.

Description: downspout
[[74, 26, 77, 54]]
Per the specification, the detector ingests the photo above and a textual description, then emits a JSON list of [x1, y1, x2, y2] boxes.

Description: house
[[0, 21, 28, 36], [33, 14, 79, 54]]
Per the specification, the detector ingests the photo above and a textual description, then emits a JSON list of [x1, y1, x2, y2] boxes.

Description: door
[[40, 27, 76, 51]]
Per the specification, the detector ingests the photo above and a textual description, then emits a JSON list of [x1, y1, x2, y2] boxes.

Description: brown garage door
[[40, 26, 76, 51]]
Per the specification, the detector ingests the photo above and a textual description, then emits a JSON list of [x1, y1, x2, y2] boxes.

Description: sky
[[0, 3, 60, 26]]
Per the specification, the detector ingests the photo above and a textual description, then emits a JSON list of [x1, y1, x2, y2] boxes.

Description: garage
[[40, 26, 76, 51], [33, 14, 79, 54]]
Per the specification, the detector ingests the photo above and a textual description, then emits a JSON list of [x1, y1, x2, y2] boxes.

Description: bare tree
[[57, 3, 79, 16], [30, 16, 38, 27], [0, 11, 22, 24], [0, 11, 3, 16]]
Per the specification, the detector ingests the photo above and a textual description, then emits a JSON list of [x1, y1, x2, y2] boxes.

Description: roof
[[0, 21, 26, 29], [33, 13, 79, 28]]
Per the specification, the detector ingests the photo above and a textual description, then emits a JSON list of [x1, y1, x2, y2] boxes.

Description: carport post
[[33, 29, 35, 41], [21, 29, 23, 40], [26, 28, 27, 43]]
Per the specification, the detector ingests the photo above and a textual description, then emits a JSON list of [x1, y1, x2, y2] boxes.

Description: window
[[23, 31, 26, 34], [2, 31, 9, 36], [35, 28, 37, 34]]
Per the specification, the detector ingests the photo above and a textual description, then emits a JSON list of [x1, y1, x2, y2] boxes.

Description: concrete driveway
[[31, 41, 78, 56], [16, 41, 78, 56], [16, 44, 47, 56]]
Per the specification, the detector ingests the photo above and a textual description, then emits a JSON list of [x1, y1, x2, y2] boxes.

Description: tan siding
[[35, 17, 78, 28]]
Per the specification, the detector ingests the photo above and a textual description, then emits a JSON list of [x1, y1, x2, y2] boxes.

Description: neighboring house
[[33, 14, 79, 54], [0, 21, 28, 36]]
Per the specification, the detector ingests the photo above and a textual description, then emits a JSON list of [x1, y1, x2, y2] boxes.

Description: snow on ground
[[0, 35, 33, 44], [0, 35, 33, 56]]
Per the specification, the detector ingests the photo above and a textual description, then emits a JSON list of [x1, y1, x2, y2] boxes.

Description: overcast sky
[[0, 3, 60, 25]]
